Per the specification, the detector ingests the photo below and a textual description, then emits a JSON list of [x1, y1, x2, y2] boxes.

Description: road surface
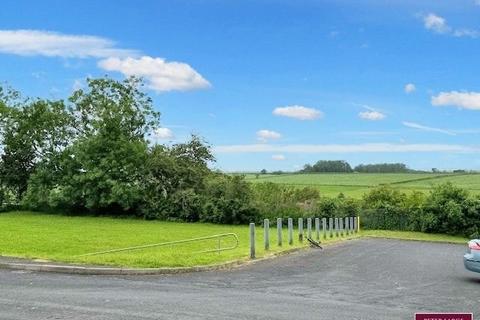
[[1, 238, 478, 319]]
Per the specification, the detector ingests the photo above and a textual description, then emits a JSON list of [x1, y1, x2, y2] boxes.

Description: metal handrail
[[77, 233, 239, 257]]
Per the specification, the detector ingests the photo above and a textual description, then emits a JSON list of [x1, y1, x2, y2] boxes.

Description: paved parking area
[[0, 238, 479, 319]]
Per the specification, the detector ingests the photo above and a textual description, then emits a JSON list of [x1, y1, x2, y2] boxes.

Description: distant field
[[241, 173, 480, 198]]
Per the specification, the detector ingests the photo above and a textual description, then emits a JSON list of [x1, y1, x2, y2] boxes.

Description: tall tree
[[0, 90, 73, 198]]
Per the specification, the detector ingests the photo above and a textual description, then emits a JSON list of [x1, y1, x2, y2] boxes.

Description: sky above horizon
[[1, 0, 480, 172]]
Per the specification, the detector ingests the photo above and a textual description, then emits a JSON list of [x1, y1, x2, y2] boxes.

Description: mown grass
[[243, 173, 480, 198], [0, 211, 317, 268], [363, 230, 468, 244], [0, 212, 468, 269]]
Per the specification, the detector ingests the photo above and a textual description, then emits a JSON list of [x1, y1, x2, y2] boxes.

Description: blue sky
[[1, 0, 480, 171]]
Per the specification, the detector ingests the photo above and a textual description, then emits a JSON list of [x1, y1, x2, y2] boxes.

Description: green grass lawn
[[0, 212, 468, 269], [363, 230, 468, 244], [243, 173, 480, 198], [0, 211, 317, 268]]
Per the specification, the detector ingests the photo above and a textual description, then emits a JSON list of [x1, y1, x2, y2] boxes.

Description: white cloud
[[359, 110, 385, 121], [272, 154, 286, 161], [0, 30, 136, 58], [154, 127, 174, 139], [214, 143, 479, 154], [273, 105, 323, 120], [405, 83, 416, 94], [423, 13, 450, 34], [453, 29, 480, 38], [256, 130, 282, 142], [98, 56, 210, 92], [402, 121, 456, 136], [422, 13, 478, 38], [0, 30, 211, 93], [357, 105, 386, 121], [431, 91, 480, 110]]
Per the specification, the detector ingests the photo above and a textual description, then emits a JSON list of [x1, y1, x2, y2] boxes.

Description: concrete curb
[[0, 246, 308, 276]]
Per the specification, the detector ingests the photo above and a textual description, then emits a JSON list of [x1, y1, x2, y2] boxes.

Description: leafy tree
[[69, 77, 160, 139], [23, 77, 158, 215], [0, 92, 74, 198]]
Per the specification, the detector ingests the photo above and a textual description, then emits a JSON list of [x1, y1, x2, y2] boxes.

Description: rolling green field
[[243, 172, 480, 198]]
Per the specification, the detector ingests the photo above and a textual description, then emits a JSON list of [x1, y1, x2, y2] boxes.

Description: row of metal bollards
[[249, 216, 360, 259]]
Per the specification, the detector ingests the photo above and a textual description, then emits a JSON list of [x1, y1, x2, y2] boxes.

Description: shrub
[[251, 183, 320, 220]]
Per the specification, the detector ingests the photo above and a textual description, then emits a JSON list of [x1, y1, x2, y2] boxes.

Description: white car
[[464, 240, 480, 273]]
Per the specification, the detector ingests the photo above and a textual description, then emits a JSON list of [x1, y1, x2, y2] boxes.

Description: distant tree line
[[354, 163, 409, 173], [299, 160, 413, 173], [302, 160, 353, 173]]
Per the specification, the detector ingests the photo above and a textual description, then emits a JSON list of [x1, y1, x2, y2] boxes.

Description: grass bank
[[0, 211, 315, 268], [0, 212, 468, 269]]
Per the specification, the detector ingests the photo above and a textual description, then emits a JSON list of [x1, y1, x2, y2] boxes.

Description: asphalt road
[[1, 238, 479, 320]]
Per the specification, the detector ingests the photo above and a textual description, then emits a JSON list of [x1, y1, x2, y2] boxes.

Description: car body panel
[[464, 239, 480, 273]]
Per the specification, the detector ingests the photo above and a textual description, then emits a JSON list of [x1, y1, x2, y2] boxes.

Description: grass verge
[[0, 212, 468, 269], [362, 230, 468, 244], [0, 211, 317, 268]]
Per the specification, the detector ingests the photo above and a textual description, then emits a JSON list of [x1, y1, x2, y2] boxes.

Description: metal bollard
[[322, 218, 327, 239], [307, 218, 312, 239], [335, 218, 339, 237], [329, 218, 333, 238], [315, 218, 320, 241], [288, 218, 293, 245], [298, 218, 304, 242], [277, 218, 282, 246], [264, 219, 270, 250], [250, 223, 255, 259]]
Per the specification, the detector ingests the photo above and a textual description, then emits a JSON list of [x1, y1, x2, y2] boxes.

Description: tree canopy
[[0, 77, 257, 222]]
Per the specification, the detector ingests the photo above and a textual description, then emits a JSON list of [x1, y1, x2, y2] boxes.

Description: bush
[[361, 185, 409, 230], [251, 183, 320, 220], [359, 183, 480, 237], [421, 183, 479, 237], [199, 175, 258, 224]]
